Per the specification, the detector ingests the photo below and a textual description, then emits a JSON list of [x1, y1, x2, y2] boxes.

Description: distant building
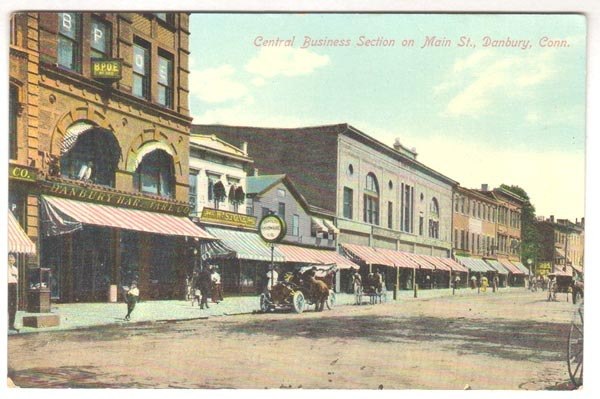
[[536, 216, 584, 276]]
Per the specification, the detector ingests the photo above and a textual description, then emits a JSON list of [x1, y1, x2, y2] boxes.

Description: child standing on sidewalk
[[125, 282, 139, 321]]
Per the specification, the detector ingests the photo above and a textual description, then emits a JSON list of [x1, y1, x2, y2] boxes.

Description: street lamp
[[527, 258, 533, 279]]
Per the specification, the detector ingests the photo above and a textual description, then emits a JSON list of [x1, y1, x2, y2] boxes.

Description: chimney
[[241, 141, 248, 156], [481, 184, 488, 192], [550, 215, 554, 223]]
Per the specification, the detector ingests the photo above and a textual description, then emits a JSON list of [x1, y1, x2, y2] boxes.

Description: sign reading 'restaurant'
[[91, 59, 122, 80]]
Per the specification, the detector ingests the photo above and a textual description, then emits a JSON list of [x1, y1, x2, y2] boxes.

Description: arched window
[[60, 122, 120, 187], [363, 173, 379, 225], [133, 149, 174, 198], [428, 197, 440, 239]]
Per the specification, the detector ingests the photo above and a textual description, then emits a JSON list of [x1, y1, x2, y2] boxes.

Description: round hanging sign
[[258, 214, 286, 243]]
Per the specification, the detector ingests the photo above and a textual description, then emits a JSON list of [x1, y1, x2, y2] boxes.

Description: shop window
[[292, 214, 300, 236], [60, 125, 120, 187], [134, 149, 174, 198], [57, 12, 81, 71], [157, 51, 174, 108], [188, 171, 198, 215], [343, 187, 353, 219], [133, 38, 150, 99], [9, 84, 19, 160], [363, 173, 379, 225], [90, 18, 111, 59]]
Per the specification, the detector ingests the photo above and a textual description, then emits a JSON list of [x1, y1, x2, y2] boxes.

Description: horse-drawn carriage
[[354, 271, 386, 305], [259, 264, 337, 313]]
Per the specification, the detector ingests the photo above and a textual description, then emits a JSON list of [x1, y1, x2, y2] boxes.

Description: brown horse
[[308, 276, 330, 311]]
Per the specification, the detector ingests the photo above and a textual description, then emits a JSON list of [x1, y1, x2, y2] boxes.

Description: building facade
[[453, 185, 498, 258], [536, 216, 584, 276], [9, 12, 206, 304]]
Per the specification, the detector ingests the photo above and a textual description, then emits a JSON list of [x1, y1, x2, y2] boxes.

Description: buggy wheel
[[292, 291, 305, 314], [567, 303, 584, 387], [326, 290, 336, 310], [259, 293, 271, 313]]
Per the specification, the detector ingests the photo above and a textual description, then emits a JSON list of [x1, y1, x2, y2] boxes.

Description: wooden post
[[65, 234, 73, 302], [394, 266, 399, 300], [138, 233, 151, 299]]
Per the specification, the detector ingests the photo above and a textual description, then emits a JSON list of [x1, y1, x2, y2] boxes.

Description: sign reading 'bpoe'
[[200, 208, 257, 229], [91, 59, 122, 80]]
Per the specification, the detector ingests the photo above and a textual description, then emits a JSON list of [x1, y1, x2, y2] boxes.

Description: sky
[[188, 13, 586, 222]]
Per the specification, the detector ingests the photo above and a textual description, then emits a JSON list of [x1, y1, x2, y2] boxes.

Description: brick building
[[9, 12, 210, 305], [536, 216, 584, 276]]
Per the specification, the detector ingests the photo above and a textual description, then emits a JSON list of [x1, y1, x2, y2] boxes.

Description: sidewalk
[[10, 286, 520, 335]]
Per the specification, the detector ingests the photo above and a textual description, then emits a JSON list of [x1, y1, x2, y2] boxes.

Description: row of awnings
[[311, 217, 340, 234], [203, 226, 357, 268], [340, 243, 468, 272], [455, 256, 527, 275]]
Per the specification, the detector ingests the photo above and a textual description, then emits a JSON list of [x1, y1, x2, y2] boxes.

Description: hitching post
[[413, 265, 418, 298]]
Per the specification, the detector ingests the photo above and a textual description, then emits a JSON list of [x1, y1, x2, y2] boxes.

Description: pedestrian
[[124, 281, 139, 321], [493, 275, 499, 293], [211, 266, 223, 303], [8, 254, 19, 332], [470, 275, 477, 289], [352, 267, 362, 292], [266, 266, 279, 293], [198, 266, 212, 309]]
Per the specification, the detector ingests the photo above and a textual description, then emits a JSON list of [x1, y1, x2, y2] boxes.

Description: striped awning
[[374, 248, 419, 269], [340, 243, 395, 267], [322, 219, 340, 234], [8, 210, 36, 254], [277, 244, 358, 269], [485, 259, 509, 275], [404, 253, 435, 270], [498, 258, 525, 275], [513, 261, 530, 275], [572, 264, 583, 274], [420, 254, 452, 271], [439, 257, 469, 273], [311, 217, 328, 233], [41, 196, 214, 239], [61, 122, 95, 155], [204, 226, 285, 262], [456, 256, 496, 273]]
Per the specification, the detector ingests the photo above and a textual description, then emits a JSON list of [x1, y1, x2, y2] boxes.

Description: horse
[[307, 276, 330, 311]]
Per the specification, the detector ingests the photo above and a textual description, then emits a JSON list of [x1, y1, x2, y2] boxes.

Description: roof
[[190, 134, 253, 163], [246, 175, 286, 195]]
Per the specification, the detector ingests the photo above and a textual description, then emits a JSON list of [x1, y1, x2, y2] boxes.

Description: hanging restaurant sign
[[200, 208, 256, 229], [91, 59, 123, 80], [258, 214, 286, 243], [38, 179, 190, 216]]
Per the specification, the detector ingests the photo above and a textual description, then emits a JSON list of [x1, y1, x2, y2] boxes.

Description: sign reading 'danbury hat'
[[91, 59, 122, 80], [258, 214, 286, 243]]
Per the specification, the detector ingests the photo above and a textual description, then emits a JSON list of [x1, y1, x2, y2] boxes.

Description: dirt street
[[7, 289, 580, 389]]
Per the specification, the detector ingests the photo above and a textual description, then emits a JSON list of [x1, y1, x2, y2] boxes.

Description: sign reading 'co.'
[[258, 214, 286, 243]]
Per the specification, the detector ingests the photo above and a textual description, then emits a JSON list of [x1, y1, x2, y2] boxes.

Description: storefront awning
[[41, 196, 214, 239], [572, 264, 583, 274], [555, 248, 566, 258], [374, 248, 419, 269], [513, 261, 530, 275], [204, 226, 285, 262], [311, 217, 328, 233], [340, 243, 395, 267], [277, 244, 358, 269], [322, 219, 340, 234], [484, 259, 509, 275], [456, 256, 496, 273], [403, 253, 435, 270], [438, 257, 469, 273], [8, 210, 36, 254], [498, 258, 525, 275]]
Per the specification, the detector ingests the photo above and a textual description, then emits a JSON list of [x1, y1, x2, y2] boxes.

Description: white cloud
[[245, 47, 330, 78], [193, 104, 306, 128], [251, 77, 266, 87], [440, 51, 557, 117], [189, 64, 249, 103]]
